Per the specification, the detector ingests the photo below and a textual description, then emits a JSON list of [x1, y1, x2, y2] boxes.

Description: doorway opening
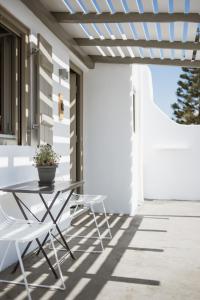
[[69, 62, 83, 189]]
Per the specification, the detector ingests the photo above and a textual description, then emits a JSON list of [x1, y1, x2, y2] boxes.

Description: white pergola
[[23, 0, 200, 69]]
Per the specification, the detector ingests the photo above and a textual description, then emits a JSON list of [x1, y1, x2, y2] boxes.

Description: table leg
[[35, 231, 50, 255], [12, 238, 59, 277], [35, 191, 61, 256], [55, 225, 75, 259], [52, 233, 65, 248], [40, 191, 61, 222], [35, 191, 62, 255], [36, 238, 58, 279], [13, 193, 29, 221], [17, 198, 41, 222], [37, 191, 75, 259]]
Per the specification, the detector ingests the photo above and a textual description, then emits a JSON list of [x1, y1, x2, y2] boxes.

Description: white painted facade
[[142, 66, 200, 201]]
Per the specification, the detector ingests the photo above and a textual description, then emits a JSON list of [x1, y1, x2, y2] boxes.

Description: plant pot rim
[[36, 165, 58, 168]]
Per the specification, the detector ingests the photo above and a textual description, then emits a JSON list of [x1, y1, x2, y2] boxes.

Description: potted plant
[[33, 144, 60, 185]]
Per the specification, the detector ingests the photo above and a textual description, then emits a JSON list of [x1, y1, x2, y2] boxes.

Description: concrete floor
[[1, 200, 200, 299]]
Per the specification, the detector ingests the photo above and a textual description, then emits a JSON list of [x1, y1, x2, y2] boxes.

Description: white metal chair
[[67, 194, 112, 253], [0, 206, 65, 300]]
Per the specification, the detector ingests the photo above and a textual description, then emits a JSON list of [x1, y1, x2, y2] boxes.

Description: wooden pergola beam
[[75, 38, 200, 51], [90, 55, 200, 68], [52, 12, 200, 24], [21, 0, 94, 69]]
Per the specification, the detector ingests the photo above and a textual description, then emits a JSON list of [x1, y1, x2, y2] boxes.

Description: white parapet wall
[[142, 65, 200, 201]]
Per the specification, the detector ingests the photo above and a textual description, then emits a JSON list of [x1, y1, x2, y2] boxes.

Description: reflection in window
[[0, 25, 20, 136]]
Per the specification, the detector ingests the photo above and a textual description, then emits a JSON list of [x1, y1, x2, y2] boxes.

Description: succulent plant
[[33, 144, 60, 167]]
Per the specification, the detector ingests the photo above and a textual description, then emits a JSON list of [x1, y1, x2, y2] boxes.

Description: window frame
[[0, 4, 30, 145]]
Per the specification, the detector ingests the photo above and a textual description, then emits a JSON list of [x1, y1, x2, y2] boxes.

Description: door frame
[[69, 61, 84, 190]]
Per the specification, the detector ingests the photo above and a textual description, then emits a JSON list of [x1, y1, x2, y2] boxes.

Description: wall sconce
[[59, 68, 68, 81], [58, 93, 64, 120]]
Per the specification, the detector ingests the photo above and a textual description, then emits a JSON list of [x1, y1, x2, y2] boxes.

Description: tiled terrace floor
[[1, 200, 200, 299]]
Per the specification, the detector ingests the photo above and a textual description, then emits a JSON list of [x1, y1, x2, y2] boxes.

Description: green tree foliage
[[171, 67, 200, 124]]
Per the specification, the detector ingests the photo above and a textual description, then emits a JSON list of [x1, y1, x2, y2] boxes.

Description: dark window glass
[[0, 25, 20, 136]]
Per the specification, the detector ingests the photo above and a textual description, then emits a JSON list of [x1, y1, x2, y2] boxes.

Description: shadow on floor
[[0, 211, 162, 300]]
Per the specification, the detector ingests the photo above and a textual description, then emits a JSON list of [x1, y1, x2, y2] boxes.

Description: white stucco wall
[[142, 66, 200, 201], [84, 63, 149, 215], [0, 0, 82, 269]]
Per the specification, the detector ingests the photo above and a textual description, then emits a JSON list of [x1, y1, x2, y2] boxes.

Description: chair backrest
[[0, 205, 12, 229], [70, 194, 79, 202], [0, 205, 8, 220]]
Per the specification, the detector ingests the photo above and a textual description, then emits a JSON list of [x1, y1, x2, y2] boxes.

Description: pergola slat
[[160, 23, 171, 41], [76, 38, 200, 51], [133, 23, 147, 39], [125, 0, 139, 12], [152, 48, 162, 58], [190, 0, 200, 13], [162, 49, 172, 59], [52, 12, 200, 24], [142, 48, 152, 58], [121, 23, 135, 39], [173, 1, 185, 13], [184, 50, 193, 60], [173, 22, 184, 41], [187, 23, 199, 41], [142, 0, 154, 12], [90, 55, 200, 67], [173, 49, 183, 60], [108, 23, 124, 39], [96, 24, 113, 39], [157, 0, 169, 12]]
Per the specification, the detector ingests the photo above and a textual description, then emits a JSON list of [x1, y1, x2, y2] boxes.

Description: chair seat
[[0, 219, 53, 243], [70, 194, 107, 206]]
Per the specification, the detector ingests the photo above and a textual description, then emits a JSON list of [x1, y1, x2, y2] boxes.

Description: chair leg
[[15, 241, 32, 300], [49, 231, 65, 290], [0, 240, 64, 294], [0, 241, 12, 272], [35, 238, 59, 279], [90, 204, 104, 252], [101, 200, 112, 239], [71, 203, 79, 217]]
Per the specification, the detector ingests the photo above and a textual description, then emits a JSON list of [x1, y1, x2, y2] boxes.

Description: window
[[0, 4, 30, 145], [0, 25, 21, 140]]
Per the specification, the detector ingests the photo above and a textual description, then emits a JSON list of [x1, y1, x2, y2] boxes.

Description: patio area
[[0, 0, 200, 299], [1, 199, 200, 300]]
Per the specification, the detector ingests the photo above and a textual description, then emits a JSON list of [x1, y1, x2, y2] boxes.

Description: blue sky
[[149, 65, 182, 117]]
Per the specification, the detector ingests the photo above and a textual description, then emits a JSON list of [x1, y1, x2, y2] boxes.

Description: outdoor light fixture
[[58, 93, 64, 120], [59, 68, 68, 81]]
